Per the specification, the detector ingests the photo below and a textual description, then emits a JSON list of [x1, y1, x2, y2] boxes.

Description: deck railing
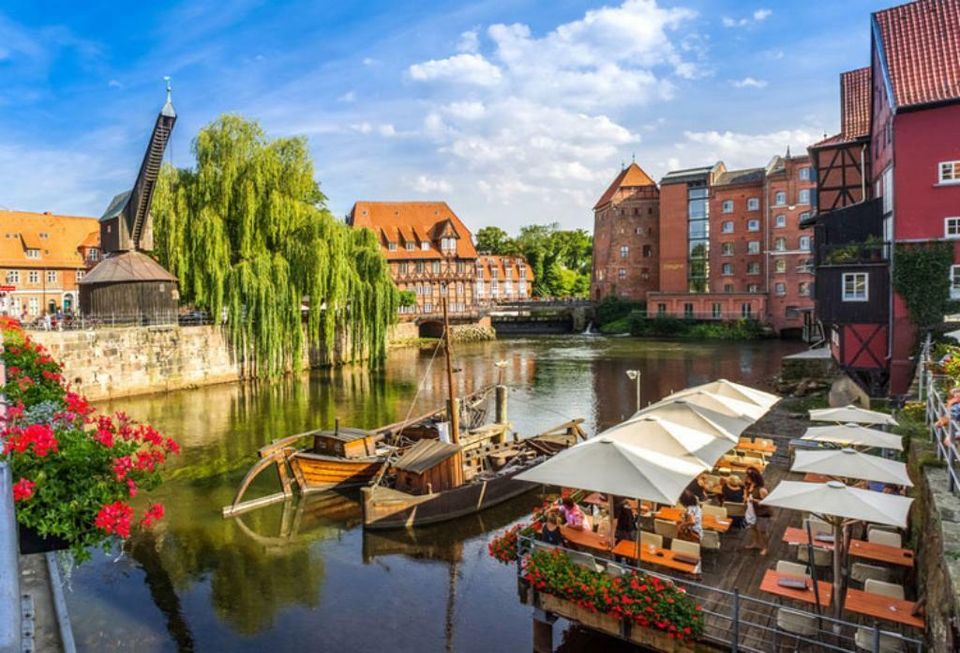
[[925, 372, 960, 495], [0, 463, 22, 653], [516, 535, 923, 653]]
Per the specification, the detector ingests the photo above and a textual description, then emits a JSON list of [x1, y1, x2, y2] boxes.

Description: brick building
[[474, 254, 533, 303], [806, 0, 960, 396], [0, 210, 100, 319], [590, 163, 660, 301], [348, 201, 478, 316]]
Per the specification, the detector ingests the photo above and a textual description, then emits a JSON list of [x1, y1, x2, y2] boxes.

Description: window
[[711, 303, 722, 319], [643, 245, 652, 257], [683, 303, 694, 319], [799, 212, 810, 222], [440, 237, 457, 254], [799, 282, 810, 297], [5, 270, 19, 284], [747, 241, 760, 255], [721, 221, 734, 233], [722, 200, 734, 213], [28, 271, 39, 284], [657, 303, 667, 316], [25, 249, 40, 259], [945, 217, 960, 238], [518, 281, 526, 294], [952, 266, 960, 300], [775, 282, 786, 296], [415, 261, 424, 273], [46, 271, 57, 284], [618, 268, 626, 280], [721, 242, 734, 256], [747, 262, 760, 275], [406, 242, 415, 251], [440, 283, 448, 295], [398, 262, 408, 274], [774, 191, 786, 206], [747, 219, 760, 232], [421, 242, 430, 251], [28, 297, 39, 316], [747, 198, 760, 211], [842, 272, 868, 301], [491, 268, 499, 279], [741, 303, 753, 318], [723, 283, 734, 293], [882, 167, 893, 214], [504, 280, 512, 295], [476, 280, 484, 296], [721, 263, 733, 276], [775, 258, 786, 273], [431, 261, 441, 273], [774, 237, 786, 251], [747, 283, 760, 293], [491, 280, 499, 295], [456, 261, 465, 273], [799, 166, 812, 181], [775, 214, 786, 228], [387, 241, 397, 251], [620, 245, 629, 259], [424, 302, 433, 313], [940, 161, 960, 184], [799, 236, 811, 251], [798, 189, 811, 205]]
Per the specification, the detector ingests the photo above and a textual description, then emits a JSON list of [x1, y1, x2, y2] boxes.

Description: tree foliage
[[892, 242, 956, 330], [153, 115, 398, 377], [474, 223, 592, 298]]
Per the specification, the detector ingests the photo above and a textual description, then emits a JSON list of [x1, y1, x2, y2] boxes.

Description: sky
[[1, 0, 886, 233]]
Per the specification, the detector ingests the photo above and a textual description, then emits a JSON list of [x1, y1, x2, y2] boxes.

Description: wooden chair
[[854, 627, 905, 653], [803, 517, 832, 538], [670, 538, 701, 563], [867, 529, 902, 548], [702, 504, 727, 520], [700, 530, 721, 559], [740, 455, 765, 469], [725, 501, 746, 528], [851, 562, 891, 585], [797, 545, 832, 570], [776, 560, 810, 577], [864, 579, 905, 600], [640, 531, 663, 549], [654, 518, 678, 541]]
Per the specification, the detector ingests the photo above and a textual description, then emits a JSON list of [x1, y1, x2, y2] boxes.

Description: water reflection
[[68, 336, 801, 652]]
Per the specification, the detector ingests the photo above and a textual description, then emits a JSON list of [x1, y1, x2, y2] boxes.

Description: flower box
[[18, 524, 70, 555], [538, 593, 698, 653]]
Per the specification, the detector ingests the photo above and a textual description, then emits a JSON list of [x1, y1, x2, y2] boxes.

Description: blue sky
[[1, 0, 885, 232]]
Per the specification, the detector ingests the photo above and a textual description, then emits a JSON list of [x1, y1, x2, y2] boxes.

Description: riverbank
[[599, 315, 772, 340]]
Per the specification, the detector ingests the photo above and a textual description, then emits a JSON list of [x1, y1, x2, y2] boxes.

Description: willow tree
[[152, 115, 398, 377]]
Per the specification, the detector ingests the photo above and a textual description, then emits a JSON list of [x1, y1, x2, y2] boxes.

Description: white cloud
[[457, 29, 479, 53], [362, 57, 378, 66], [410, 175, 453, 193], [722, 8, 772, 28], [337, 90, 356, 102], [732, 77, 767, 89], [408, 53, 503, 86], [107, 79, 123, 89], [681, 128, 820, 169]]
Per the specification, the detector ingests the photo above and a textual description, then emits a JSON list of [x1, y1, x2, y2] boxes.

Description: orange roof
[[840, 67, 871, 140], [476, 255, 533, 282], [0, 210, 99, 268], [874, 0, 960, 109], [593, 163, 657, 210], [349, 201, 478, 260]]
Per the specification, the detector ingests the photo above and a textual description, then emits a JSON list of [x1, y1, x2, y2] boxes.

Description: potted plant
[[1, 317, 178, 561]]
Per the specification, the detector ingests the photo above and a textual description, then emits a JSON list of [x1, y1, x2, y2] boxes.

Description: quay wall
[[30, 322, 425, 401]]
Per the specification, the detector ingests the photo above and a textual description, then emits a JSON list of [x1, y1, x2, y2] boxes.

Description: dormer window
[[387, 241, 397, 251], [440, 237, 456, 254], [88, 248, 100, 261], [25, 248, 40, 259], [421, 242, 430, 251], [406, 242, 415, 251]]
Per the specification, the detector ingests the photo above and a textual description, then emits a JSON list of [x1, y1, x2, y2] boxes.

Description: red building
[[808, 0, 960, 397]]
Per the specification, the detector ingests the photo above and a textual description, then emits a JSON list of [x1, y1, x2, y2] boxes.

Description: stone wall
[[31, 322, 423, 401]]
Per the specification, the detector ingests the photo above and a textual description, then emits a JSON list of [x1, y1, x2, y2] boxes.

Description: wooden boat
[[361, 419, 584, 529]]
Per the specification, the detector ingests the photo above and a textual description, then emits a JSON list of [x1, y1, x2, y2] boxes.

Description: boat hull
[[361, 470, 537, 530], [290, 452, 384, 492]]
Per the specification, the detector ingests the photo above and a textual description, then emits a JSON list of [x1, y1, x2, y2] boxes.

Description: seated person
[[540, 512, 564, 545], [595, 509, 614, 544], [557, 497, 587, 531], [721, 475, 745, 527], [677, 490, 702, 543], [685, 475, 706, 502]]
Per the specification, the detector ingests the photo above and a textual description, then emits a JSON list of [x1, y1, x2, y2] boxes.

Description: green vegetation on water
[[594, 297, 765, 340]]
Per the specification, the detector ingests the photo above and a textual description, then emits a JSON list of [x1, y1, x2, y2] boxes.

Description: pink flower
[[112, 455, 134, 481], [126, 478, 138, 498], [12, 478, 35, 502], [94, 427, 114, 448]]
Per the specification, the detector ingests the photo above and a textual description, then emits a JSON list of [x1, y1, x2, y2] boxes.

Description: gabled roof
[[349, 201, 478, 260], [593, 163, 657, 209], [0, 210, 99, 268], [841, 67, 871, 139], [79, 251, 177, 285], [874, 0, 960, 109], [715, 167, 764, 187], [101, 190, 131, 222]]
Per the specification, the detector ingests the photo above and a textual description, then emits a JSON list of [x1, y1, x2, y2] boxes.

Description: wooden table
[[654, 507, 732, 533], [782, 527, 915, 568], [560, 526, 612, 553], [844, 588, 925, 628], [611, 540, 700, 575], [737, 441, 777, 455], [759, 569, 832, 607], [802, 473, 832, 483]]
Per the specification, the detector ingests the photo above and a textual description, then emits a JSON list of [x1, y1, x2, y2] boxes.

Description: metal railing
[[817, 241, 892, 266], [516, 535, 923, 653], [20, 313, 209, 331], [0, 463, 21, 653], [925, 371, 960, 495]]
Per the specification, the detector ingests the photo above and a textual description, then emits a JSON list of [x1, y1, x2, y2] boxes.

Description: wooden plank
[[782, 527, 915, 568], [759, 570, 832, 607], [610, 541, 699, 575], [843, 588, 924, 629], [653, 507, 732, 533]]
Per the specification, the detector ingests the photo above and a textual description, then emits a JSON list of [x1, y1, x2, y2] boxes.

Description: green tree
[[475, 226, 518, 255], [153, 115, 398, 377]]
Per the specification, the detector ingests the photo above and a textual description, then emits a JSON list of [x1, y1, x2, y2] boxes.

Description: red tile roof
[[0, 210, 99, 268], [593, 163, 657, 210], [874, 0, 960, 109], [841, 67, 872, 139], [349, 201, 478, 260]]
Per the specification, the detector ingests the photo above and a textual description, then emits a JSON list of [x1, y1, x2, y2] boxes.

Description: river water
[[64, 335, 803, 652]]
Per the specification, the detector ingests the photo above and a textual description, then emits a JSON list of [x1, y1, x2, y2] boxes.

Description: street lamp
[[625, 369, 641, 413]]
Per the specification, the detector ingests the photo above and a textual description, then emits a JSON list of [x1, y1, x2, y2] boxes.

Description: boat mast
[[442, 296, 460, 444]]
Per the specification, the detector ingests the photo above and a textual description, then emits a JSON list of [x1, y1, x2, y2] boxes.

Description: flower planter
[[538, 592, 697, 653], [18, 523, 71, 555]]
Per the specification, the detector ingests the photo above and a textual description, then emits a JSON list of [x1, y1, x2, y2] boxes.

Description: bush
[[596, 296, 644, 325], [628, 316, 765, 340]]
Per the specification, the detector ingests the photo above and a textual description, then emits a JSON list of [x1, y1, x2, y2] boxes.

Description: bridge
[[486, 299, 594, 335]]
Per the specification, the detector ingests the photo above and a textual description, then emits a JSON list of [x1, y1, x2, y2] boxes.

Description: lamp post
[[625, 369, 641, 413]]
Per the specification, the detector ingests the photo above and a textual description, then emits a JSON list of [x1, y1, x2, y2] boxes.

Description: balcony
[[817, 240, 890, 267]]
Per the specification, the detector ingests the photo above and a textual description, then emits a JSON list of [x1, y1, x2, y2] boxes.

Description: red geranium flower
[[12, 478, 36, 502]]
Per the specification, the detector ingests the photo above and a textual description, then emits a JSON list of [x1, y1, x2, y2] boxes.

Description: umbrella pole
[[804, 520, 822, 616], [832, 518, 844, 623]]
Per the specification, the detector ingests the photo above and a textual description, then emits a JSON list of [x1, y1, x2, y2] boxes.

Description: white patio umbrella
[[515, 436, 706, 505], [645, 390, 768, 422], [945, 328, 960, 342], [801, 423, 903, 452], [792, 448, 913, 487], [762, 480, 914, 619], [809, 404, 898, 427], [665, 379, 780, 411], [602, 415, 735, 469], [633, 399, 751, 441]]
